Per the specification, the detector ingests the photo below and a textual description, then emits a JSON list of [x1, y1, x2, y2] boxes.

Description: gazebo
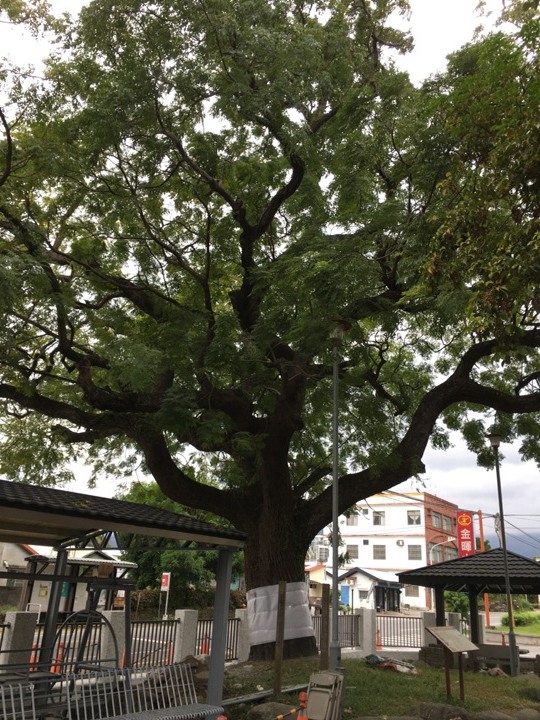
[[0, 478, 246, 704], [398, 548, 540, 645]]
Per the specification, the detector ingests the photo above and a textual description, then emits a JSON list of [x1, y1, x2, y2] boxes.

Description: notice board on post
[[427, 626, 478, 653], [426, 626, 478, 701]]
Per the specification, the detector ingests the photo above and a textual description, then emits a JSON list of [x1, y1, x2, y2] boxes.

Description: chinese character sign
[[456, 511, 475, 556], [161, 571, 171, 592]]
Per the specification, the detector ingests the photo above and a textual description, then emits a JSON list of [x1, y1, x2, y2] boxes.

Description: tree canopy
[[0, 0, 539, 656]]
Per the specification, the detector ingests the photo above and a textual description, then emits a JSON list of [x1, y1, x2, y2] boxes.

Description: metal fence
[[376, 614, 424, 648], [131, 618, 177, 668], [0, 617, 240, 670], [312, 614, 362, 648], [196, 617, 241, 660]]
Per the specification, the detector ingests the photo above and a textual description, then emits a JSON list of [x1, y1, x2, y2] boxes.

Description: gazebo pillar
[[468, 585, 480, 644], [435, 588, 446, 626]]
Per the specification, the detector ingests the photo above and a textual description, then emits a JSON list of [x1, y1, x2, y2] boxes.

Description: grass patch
[[223, 656, 540, 718]]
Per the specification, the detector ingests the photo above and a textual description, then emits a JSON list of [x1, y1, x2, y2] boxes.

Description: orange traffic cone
[[298, 691, 308, 720], [376, 629, 383, 651], [201, 636, 210, 654], [51, 641, 64, 674], [29, 643, 38, 672]]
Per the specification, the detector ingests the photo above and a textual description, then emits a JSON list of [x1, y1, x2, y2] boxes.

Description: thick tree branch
[[304, 330, 540, 538], [0, 107, 13, 188], [137, 428, 245, 523]]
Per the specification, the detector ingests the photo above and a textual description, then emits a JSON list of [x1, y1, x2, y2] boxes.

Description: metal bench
[[0, 682, 36, 720], [63, 663, 224, 720]]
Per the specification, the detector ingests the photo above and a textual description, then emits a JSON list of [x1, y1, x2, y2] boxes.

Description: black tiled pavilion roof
[[398, 548, 540, 594], [0, 478, 246, 550]]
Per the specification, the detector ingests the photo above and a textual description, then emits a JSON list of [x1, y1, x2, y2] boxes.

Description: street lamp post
[[329, 325, 344, 672], [487, 433, 518, 677], [429, 536, 457, 565], [428, 536, 456, 609]]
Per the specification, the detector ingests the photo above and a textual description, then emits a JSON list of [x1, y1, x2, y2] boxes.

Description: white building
[[308, 491, 464, 610]]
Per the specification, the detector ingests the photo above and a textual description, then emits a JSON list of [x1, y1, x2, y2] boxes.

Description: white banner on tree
[[246, 581, 315, 646]]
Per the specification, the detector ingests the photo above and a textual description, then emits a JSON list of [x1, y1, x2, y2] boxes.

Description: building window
[[373, 511, 385, 526], [432, 511, 442, 528], [407, 510, 421, 525], [361, 508, 369, 516], [346, 515, 358, 526], [404, 585, 420, 597], [408, 545, 422, 561], [347, 544, 359, 559], [363, 539, 369, 545], [429, 543, 444, 563], [318, 546, 329, 562], [446, 547, 459, 560], [358, 590, 369, 599], [443, 515, 453, 532], [373, 545, 386, 560]]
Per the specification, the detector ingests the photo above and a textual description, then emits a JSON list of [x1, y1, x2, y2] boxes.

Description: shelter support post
[[468, 587, 479, 645], [434, 588, 445, 626], [39, 547, 68, 668], [207, 547, 234, 706]]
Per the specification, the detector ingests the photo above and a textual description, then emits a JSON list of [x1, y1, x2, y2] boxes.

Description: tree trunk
[[241, 481, 319, 660]]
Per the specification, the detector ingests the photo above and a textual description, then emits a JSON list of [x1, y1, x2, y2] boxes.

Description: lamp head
[[486, 432, 502, 449]]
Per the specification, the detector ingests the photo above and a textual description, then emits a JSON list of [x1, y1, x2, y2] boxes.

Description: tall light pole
[[329, 324, 344, 672], [428, 536, 456, 609], [429, 536, 456, 564], [487, 433, 518, 677]]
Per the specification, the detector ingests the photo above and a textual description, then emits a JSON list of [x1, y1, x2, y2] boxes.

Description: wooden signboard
[[426, 626, 478, 701]]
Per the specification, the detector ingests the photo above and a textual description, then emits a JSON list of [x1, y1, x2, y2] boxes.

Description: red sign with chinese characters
[[456, 510, 475, 556], [160, 572, 171, 592]]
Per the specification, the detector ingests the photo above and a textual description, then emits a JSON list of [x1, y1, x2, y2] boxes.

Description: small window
[[404, 585, 420, 597], [373, 511, 385, 526], [408, 545, 422, 561], [361, 508, 369, 515], [346, 515, 358, 526], [373, 545, 386, 560], [407, 510, 421, 525], [318, 546, 329, 562], [358, 590, 369, 599], [432, 511, 442, 528], [363, 539, 369, 545], [443, 515, 453, 531], [347, 544, 359, 559]]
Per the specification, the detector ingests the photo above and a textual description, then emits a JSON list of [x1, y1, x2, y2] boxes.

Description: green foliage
[[118, 481, 244, 609], [444, 591, 470, 619], [1, 1, 540, 616], [501, 611, 539, 628]]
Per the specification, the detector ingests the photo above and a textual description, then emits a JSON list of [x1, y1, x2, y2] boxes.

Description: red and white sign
[[456, 510, 475, 557], [160, 572, 171, 592]]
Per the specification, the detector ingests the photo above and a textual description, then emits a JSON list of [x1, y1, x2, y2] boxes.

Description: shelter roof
[[0, 478, 246, 551], [398, 548, 540, 594], [339, 566, 401, 586]]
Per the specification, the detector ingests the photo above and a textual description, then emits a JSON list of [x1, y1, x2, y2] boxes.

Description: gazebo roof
[[398, 548, 540, 594], [0, 478, 246, 551]]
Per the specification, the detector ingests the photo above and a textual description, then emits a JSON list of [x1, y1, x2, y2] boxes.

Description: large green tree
[[1, 0, 539, 657]]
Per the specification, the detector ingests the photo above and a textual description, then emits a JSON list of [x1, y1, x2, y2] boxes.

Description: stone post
[[356, 609, 376, 655], [422, 611, 437, 646], [446, 612, 460, 630], [173, 609, 198, 661], [0, 611, 38, 667], [101, 610, 126, 668], [234, 608, 251, 663]]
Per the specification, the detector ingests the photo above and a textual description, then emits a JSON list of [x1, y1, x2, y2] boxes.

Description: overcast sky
[[2, 1, 538, 557]]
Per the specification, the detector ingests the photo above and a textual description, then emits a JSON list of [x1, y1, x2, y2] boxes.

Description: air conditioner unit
[[396, 539, 405, 547]]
